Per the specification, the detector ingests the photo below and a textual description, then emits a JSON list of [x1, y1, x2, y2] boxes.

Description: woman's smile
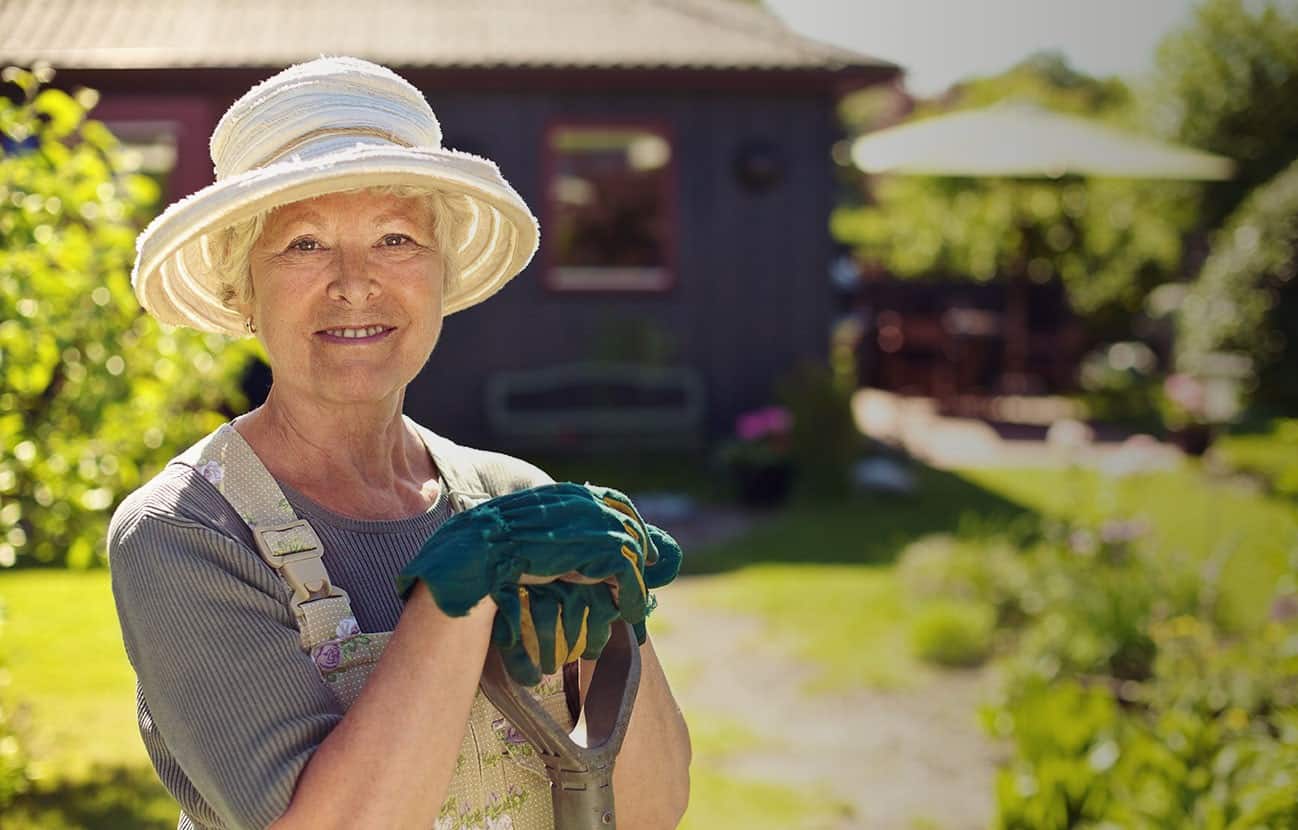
[[315, 324, 397, 343]]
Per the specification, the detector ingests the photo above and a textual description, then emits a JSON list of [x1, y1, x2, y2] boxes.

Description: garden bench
[[485, 362, 706, 451]]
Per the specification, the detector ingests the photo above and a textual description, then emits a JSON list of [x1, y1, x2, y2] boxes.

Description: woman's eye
[[381, 234, 412, 247], [288, 237, 321, 252]]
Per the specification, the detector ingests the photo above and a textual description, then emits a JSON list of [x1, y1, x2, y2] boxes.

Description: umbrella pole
[[1001, 266, 1032, 394]]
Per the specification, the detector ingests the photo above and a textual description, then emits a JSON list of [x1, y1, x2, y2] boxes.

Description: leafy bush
[[944, 512, 1298, 828], [898, 534, 1033, 628], [1074, 341, 1164, 429], [989, 612, 1298, 830], [774, 363, 862, 501], [1176, 157, 1298, 413], [0, 66, 256, 567], [985, 679, 1123, 829], [909, 599, 995, 667]]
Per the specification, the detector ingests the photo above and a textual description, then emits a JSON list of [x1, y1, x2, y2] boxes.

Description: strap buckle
[[252, 519, 346, 606]]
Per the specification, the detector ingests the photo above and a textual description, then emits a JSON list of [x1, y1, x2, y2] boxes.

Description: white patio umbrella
[[848, 100, 1234, 394], [851, 101, 1234, 180]]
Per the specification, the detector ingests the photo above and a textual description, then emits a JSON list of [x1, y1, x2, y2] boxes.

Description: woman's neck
[[233, 387, 440, 520]]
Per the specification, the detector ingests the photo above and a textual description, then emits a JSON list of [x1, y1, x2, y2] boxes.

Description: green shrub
[[775, 363, 862, 501], [985, 679, 1123, 829], [899, 534, 1034, 628], [910, 600, 996, 667], [989, 613, 1298, 830], [0, 66, 257, 568], [1176, 156, 1298, 412]]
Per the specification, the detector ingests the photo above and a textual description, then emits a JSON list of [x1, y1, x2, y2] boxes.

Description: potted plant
[[717, 406, 795, 507]]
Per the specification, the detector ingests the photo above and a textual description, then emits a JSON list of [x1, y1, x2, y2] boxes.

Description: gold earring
[[244, 317, 257, 335]]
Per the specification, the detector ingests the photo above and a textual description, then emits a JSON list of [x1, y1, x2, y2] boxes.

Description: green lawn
[[0, 570, 175, 829]]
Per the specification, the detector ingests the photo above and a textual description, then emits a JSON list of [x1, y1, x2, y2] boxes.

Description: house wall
[[408, 89, 838, 445]]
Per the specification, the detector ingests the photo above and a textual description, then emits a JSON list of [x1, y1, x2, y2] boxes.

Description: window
[[544, 123, 675, 292]]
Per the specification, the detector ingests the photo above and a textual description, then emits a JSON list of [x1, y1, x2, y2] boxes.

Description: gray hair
[[210, 185, 461, 310]]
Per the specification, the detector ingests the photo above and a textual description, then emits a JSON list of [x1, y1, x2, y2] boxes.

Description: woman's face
[[246, 190, 445, 408]]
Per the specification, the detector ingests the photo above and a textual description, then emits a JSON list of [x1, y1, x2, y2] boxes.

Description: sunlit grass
[[0, 569, 177, 828], [680, 768, 852, 830], [960, 464, 1296, 630], [678, 712, 851, 830], [687, 565, 923, 693], [0, 570, 148, 777]]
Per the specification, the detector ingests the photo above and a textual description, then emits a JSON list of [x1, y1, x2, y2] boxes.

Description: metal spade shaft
[[479, 621, 641, 830]]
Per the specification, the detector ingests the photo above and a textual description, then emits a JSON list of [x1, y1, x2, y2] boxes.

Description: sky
[[765, 0, 1204, 97]]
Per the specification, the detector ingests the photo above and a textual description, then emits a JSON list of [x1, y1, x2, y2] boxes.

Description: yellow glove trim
[[517, 587, 591, 670]]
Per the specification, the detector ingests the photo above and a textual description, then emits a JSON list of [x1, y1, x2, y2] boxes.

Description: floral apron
[[181, 420, 572, 830]]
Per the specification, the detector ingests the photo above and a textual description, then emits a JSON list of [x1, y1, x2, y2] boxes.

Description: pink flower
[[312, 642, 342, 672], [736, 406, 793, 441], [1270, 594, 1298, 623], [1164, 373, 1207, 417]]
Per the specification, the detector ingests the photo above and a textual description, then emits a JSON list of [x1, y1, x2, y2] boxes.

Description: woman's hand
[[397, 483, 654, 624]]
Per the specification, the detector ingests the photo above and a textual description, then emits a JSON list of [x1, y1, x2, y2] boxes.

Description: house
[[1, 0, 899, 447]]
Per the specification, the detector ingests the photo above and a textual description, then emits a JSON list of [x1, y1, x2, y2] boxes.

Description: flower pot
[[1170, 424, 1215, 456], [732, 462, 794, 508]]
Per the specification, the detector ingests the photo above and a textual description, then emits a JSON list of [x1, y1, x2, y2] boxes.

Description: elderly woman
[[108, 57, 690, 830]]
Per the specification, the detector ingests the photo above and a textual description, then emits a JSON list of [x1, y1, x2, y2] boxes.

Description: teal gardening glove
[[398, 483, 683, 685], [492, 522, 684, 684]]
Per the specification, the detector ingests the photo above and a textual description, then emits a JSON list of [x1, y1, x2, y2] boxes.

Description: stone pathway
[[654, 577, 1004, 830], [853, 387, 1184, 472]]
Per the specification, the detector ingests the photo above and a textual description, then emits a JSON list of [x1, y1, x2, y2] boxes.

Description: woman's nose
[[327, 248, 379, 304]]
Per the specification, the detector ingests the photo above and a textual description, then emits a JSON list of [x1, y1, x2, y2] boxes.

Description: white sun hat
[[131, 56, 540, 336]]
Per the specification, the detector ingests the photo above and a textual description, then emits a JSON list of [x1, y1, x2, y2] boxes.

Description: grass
[[1212, 417, 1298, 499], [677, 713, 852, 830], [688, 565, 922, 692], [0, 570, 149, 777], [0, 570, 175, 829]]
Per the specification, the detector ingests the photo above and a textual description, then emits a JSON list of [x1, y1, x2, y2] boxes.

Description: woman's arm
[[270, 586, 494, 830], [582, 636, 692, 829]]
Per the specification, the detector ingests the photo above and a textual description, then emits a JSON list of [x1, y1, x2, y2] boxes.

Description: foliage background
[[0, 66, 257, 570]]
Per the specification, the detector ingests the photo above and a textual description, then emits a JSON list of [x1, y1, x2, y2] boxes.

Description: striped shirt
[[108, 432, 551, 829]]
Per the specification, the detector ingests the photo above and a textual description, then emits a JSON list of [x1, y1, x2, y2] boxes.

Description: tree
[[1154, 0, 1298, 413], [1150, 0, 1298, 227], [0, 66, 257, 568], [1177, 158, 1298, 412]]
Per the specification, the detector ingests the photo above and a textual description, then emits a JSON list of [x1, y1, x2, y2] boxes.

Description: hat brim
[[132, 144, 540, 336]]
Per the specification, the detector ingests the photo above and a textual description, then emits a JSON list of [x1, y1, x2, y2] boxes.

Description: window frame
[[540, 117, 679, 295]]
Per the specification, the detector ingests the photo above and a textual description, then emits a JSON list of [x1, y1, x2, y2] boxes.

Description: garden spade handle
[[479, 621, 641, 830]]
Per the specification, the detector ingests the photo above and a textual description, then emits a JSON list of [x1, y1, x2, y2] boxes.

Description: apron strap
[[177, 423, 355, 651]]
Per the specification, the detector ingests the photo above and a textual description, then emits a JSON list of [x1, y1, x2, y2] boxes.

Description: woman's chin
[[273, 371, 413, 409]]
